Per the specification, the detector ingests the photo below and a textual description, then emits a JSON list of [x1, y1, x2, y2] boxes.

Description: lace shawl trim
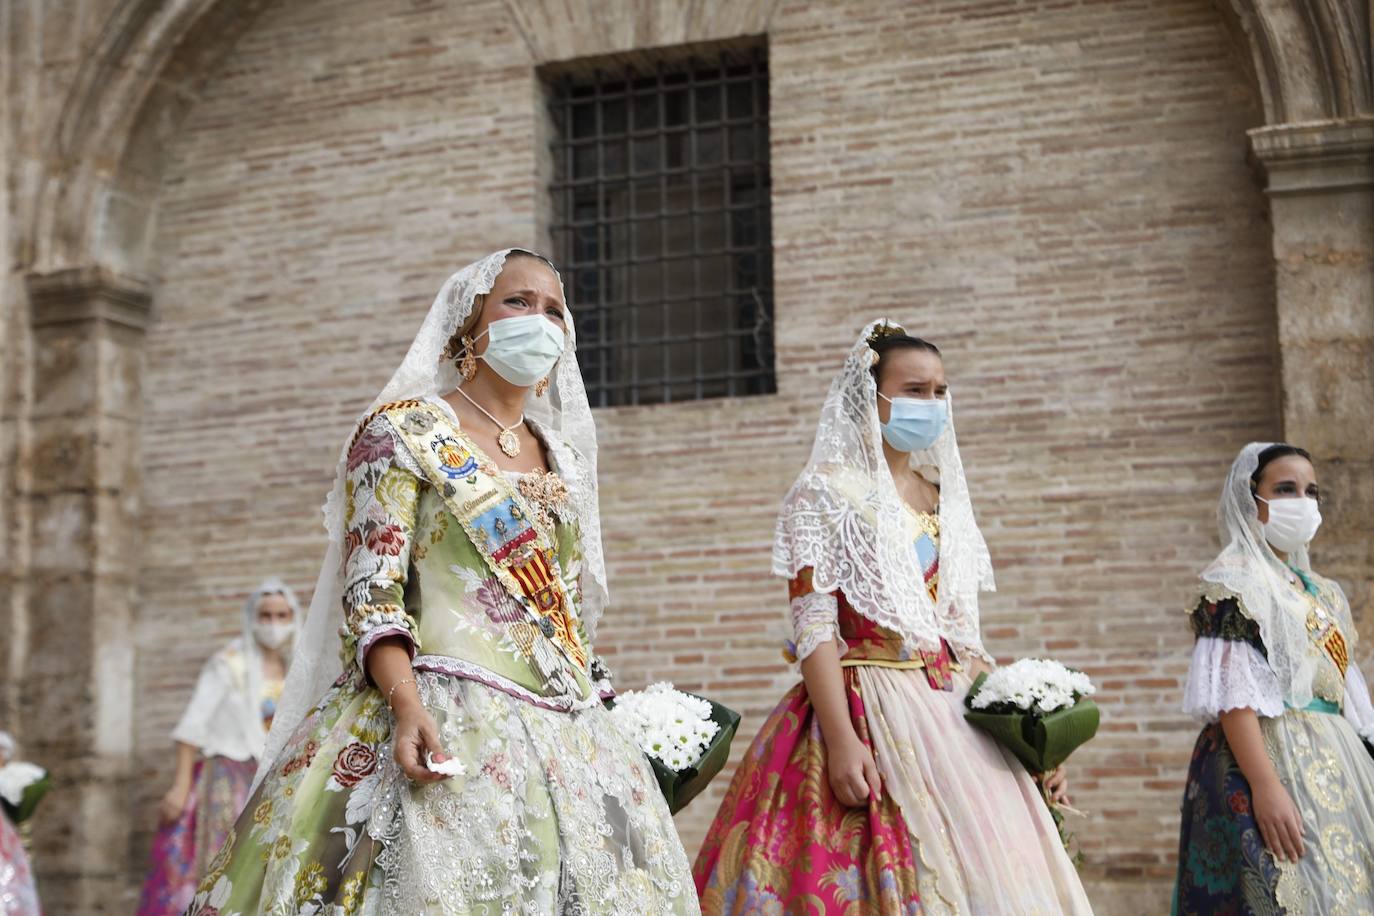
[[774, 474, 984, 656]]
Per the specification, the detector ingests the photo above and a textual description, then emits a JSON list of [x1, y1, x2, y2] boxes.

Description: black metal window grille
[[545, 41, 775, 407]]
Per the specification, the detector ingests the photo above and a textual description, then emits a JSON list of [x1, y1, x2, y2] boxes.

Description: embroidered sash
[[1294, 571, 1349, 679], [383, 401, 590, 673]]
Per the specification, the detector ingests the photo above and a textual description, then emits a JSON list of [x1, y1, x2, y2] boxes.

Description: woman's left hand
[[1042, 766, 1070, 805]]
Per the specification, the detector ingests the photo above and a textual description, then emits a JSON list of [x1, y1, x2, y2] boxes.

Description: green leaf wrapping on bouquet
[[609, 695, 742, 815], [963, 672, 1099, 774], [1, 773, 51, 825]]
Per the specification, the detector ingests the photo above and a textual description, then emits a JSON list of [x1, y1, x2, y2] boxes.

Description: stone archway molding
[[1219, 0, 1371, 125], [27, 0, 273, 278]]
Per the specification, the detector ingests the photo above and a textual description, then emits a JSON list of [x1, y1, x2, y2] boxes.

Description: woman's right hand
[[158, 783, 191, 825], [391, 701, 450, 784], [827, 735, 883, 807], [1252, 777, 1304, 862]]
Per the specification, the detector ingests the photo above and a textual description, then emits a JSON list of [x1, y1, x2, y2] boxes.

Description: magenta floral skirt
[[693, 674, 922, 914], [136, 756, 255, 916]]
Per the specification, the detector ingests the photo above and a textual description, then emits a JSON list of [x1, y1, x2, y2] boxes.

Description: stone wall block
[[29, 493, 98, 575], [1281, 339, 1373, 423], [27, 417, 97, 496], [95, 329, 146, 421], [1274, 258, 1374, 340], [30, 331, 101, 418], [1269, 188, 1373, 253]]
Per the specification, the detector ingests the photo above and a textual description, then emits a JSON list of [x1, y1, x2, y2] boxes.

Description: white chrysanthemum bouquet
[[961, 659, 1099, 862], [0, 760, 50, 824], [968, 658, 1096, 717], [965, 658, 1100, 866], [608, 682, 740, 813], [611, 682, 720, 770], [964, 658, 1099, 776]]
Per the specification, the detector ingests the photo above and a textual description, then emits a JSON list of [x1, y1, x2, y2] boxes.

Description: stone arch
[[1218, 0, 1372, 124], [27, 0, 273, 276]]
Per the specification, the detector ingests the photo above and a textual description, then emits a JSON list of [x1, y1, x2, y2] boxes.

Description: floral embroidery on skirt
[[188, 670, 697, 915], [693, 673, 922, 914]]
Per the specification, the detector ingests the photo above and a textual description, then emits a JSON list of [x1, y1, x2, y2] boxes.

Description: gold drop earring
[[458, 336, 478, 382], [534, 376, 550, 398]]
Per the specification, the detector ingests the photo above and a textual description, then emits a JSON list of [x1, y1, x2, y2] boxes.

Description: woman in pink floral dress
[[694, 321, 1092, 915]]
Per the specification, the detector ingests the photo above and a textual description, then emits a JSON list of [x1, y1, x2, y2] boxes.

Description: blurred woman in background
[[136, 579, 299, 916]]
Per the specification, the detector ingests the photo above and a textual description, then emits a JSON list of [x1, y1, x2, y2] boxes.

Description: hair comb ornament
[[866, 322, 907, 346]]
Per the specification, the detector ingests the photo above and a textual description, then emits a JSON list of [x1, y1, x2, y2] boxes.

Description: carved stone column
[[24, 266, 151, 913], [1251, 118, 1374, 636]]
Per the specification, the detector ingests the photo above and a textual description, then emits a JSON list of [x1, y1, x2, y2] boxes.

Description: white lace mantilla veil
[[774, 318, 996, 661], [255, 249, 606, 788], [1198, 442, 1353, 709]]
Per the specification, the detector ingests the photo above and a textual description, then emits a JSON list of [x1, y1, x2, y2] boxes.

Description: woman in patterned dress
[[138, 580, 300, 915], [1174, 443, 1374, 914], [186, 250, 695, 915], [694, 321, 1092, 915]]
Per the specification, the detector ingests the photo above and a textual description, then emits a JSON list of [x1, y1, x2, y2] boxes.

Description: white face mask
[[474, 314, 565, 388], [254, 620, 294, 650], [1256, 495, 1321, 554]]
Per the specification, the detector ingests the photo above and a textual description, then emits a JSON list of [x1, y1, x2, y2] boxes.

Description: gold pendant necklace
[[455, 387, 523, 458]]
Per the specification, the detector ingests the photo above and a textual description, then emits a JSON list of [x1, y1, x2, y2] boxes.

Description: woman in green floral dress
[[187, 250, 697, 915]]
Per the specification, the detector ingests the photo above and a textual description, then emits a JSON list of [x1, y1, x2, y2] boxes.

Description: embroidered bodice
[[339, 399, 604, 711]]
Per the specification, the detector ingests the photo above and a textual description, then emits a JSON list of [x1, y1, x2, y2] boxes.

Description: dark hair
[[868, 331, 941, 383], [1250, 443, 1312, 490]]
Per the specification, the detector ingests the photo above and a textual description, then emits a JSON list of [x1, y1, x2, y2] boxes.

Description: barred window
[[544, 40, 775, 407]]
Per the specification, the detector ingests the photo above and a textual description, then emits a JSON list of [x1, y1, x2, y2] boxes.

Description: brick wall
[[131, 1, 1275, 912]]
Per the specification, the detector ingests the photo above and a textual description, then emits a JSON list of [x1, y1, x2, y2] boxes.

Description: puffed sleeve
[[340, 413, 423, 676], [171, 654, 231, 750], [785, 567, 847, 664], [1182, 594, 1284, 720], [1342, 662, 1374, 741]]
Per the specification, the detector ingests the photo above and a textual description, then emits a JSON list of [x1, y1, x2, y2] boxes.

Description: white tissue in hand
[[425, 752, 466, 776]]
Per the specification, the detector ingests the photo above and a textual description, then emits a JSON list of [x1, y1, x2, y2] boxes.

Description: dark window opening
[[545, 40, 775, 407]]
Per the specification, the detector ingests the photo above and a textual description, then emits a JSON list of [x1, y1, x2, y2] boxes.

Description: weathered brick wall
[[75, 1, 1280, 912]]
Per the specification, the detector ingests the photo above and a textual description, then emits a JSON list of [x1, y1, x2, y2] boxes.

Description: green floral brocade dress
[[188, 397, 697, 916]]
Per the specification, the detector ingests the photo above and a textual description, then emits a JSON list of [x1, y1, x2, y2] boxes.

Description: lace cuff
[[1343, 663, 1374, 741], [791, 591, 846, 662], [1182, 636, 1284, 721]]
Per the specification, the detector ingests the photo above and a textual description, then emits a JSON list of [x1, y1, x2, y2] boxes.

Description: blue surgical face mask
[[474, 314, 565, 387], [878, 393, 948, 453]]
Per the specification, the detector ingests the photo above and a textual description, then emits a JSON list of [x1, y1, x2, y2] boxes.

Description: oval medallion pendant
[[498, 428, 521, 458]]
